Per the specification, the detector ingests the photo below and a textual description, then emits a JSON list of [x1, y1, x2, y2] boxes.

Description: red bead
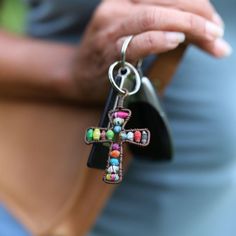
[[134, 131, 141, 142]]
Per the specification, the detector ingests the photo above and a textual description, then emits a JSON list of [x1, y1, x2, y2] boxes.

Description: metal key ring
[[108, 61, 141, 96], [121, 35, 134, 67], [108, 35, 142, 96], [121, 35, 143, 68]]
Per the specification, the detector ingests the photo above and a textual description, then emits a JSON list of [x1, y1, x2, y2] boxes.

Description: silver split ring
[[121, 35, 143, 68], [108, 35, 142, 96], [108, 61, 141, 96], [121, 35, 134, 67]]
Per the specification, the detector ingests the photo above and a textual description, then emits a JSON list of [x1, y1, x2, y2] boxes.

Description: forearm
[[0, 30, 79, 102]]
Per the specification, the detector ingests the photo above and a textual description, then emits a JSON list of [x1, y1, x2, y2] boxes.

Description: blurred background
[[0, 0, 26, 34]]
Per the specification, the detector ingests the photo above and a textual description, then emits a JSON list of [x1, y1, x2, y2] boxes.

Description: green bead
[[106, 129, 114, 140], [93, 128, 101, 140], [86, 129, 93, 141]]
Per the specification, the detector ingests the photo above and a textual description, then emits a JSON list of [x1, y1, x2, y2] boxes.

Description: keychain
[[84, 36, 151, 184]]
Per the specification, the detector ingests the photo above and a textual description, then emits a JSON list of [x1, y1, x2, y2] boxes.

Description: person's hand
[[127, 0, 231, 57], [73, 0, 230, 103]]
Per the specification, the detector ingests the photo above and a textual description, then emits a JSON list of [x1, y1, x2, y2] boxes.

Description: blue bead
[[127, 131, 134, 141], [110, 158, 119, 166], [113, 125, 122, 133]]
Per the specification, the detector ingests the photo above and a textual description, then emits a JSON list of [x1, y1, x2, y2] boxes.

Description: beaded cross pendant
[[85, 95, 150, 184]]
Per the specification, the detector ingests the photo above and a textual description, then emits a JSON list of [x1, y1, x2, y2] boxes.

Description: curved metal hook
[[121, 35, 143, 70], [121, 35, 134, 67]]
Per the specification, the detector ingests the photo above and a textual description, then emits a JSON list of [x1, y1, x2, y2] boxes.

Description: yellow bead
[[93, 128, 101, 140], [106, 174, 112, 180]]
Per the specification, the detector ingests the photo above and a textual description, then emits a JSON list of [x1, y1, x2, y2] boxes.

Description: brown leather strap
[[148, 44, 187, 94]]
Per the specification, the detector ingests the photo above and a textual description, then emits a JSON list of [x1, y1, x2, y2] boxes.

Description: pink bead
[[113, 111, 129, 119], [101, 130, 106, 140]]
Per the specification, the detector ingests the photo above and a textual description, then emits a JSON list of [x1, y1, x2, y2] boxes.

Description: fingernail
[[212, 13, 224, 28], [214, 38, 233, 57], [165, 32, 186, 45], [206, 21, 224, 40]]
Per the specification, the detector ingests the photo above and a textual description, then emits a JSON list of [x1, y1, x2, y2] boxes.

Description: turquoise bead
[[110, 158, 119, 166], [127, 131, 134, 141], [115, 174, 119, 181], [120, 132, 127, 140]]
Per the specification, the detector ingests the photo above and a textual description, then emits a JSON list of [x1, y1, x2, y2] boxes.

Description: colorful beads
[[113, 118, 124, 126], [141, 131, 148, 144], [93, 128, 101, 141], [113, 125, 122, 133], [106, 143, 121, 182], [120, 132, 127, 140], [113, 111, 129, 119], [86, 129, 93, 141], [110, 158, 119, 166], [106, 129, 114, 140], [110, 150, 120, 158], [86, 128, 115, 142], [134, 131, 141, 142], [106, 173, 119, 181], [117, 130, 149, 144], [87, 128, 148, 144], [127, 131, 134, 141], [85, 106, 150, 185], [107, 165, 119, 174], [112, 143, 120, 150], [101, 130, 106, 140]]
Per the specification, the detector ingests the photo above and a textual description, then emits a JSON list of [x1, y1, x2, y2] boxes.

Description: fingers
[[131, 0, 223, 26], [115, 6, 223, 42], [117, 31, 186, 61], [93, 1, 230, 59], [195, 38, 232, 58]]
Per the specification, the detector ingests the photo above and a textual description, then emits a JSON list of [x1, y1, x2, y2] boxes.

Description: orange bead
[[110, 150, 120, 158]]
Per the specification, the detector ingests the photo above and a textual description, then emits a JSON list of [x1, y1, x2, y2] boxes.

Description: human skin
[[0, 0, 230, 105]]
